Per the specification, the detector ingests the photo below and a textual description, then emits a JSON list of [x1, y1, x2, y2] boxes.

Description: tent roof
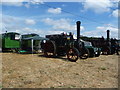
[[2, 32, 20, 35], [22, 36, 49, 40]]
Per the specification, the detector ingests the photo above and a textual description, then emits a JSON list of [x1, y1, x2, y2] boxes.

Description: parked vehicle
[[41, 21, 89, 62], [0, 32, 48, 53], [81, 40, 101, 57], [81, 30, 119, 55], [0, 32, 21, 52]]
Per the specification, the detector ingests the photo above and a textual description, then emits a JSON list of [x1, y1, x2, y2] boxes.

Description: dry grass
[[1, 52, 119, 88]]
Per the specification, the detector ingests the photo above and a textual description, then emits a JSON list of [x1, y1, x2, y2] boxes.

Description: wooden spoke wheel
[[67, 48, 79, 62]]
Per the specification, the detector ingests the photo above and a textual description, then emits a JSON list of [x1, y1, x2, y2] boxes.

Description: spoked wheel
[[42, 40, 56, 57], [80, 48, 89, 59], [67, 48, 79, 62]]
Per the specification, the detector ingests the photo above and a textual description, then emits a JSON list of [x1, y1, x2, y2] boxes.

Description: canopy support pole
[[31, 39, 33, 55]]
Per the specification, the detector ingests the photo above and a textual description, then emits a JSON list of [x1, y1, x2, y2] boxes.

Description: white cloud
[[2, 15, 30, 33], [2, 15, 19, 24], [82, 0, 113, 13], [112, 9, 120, 18], [48, 8, 62, 14], [22, 27, 42, 33], [96, 26, 118, 33], [1, 14, 46, 36], [61, 4, 66, 7], [1, 0, 44, 8], [48, 30, 65, 35], [12, 27, 44, 36], [25, 19, 36, 25], [1, 2, 23, 7], [82, 25, 118, 39], [97, 25, 118, 38], [2, 14, 25, 32], [42, 18, 84, 32], [2, 26, 44, 36], [0, 23, 3, 33], [110, 0, 120, 2], [30, 0, 44, 4], [24, 3, 30, 8], [1, 0, 26, 2]]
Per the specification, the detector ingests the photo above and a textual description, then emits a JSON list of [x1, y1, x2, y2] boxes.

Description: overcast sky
[[0, 0, 119, 39]]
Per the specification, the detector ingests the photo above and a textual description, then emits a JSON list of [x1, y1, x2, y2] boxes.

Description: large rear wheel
[[42, 40, 56, 57], [67, 48, 79, 62]]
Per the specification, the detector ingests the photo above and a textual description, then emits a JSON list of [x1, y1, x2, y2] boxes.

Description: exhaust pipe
[[76, 21, 81, 42], [107, 30, 110, 41]]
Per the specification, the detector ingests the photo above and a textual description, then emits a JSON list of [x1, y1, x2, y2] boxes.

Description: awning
[[22, 36, 49, 40], [21, 36, 49, 54]]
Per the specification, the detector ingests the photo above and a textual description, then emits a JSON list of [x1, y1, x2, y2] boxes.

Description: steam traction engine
[[41, 21, 89, 62], [81, 30, 119, 55]]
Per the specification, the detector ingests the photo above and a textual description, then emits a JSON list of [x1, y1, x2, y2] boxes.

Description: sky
[[0, 0, 119, 39]]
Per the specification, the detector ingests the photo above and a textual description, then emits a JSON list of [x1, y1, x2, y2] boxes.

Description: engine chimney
[[107, 30, 110, 41], [76, 21, 81, 42]]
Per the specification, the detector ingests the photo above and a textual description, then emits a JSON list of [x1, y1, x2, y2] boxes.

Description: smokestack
[[107, 30, 110, 41], [76, 21, 81, 42]]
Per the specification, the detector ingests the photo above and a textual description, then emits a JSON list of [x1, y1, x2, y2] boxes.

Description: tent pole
[[39, 41, 41, 51], [31, 39, 33, 55]]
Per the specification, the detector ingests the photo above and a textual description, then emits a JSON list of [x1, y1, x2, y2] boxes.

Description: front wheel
[[80, 48, 89, 59], [95, 53, 100, 57], [67, 48, 79, 62], [95, 49, 101, 57]]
